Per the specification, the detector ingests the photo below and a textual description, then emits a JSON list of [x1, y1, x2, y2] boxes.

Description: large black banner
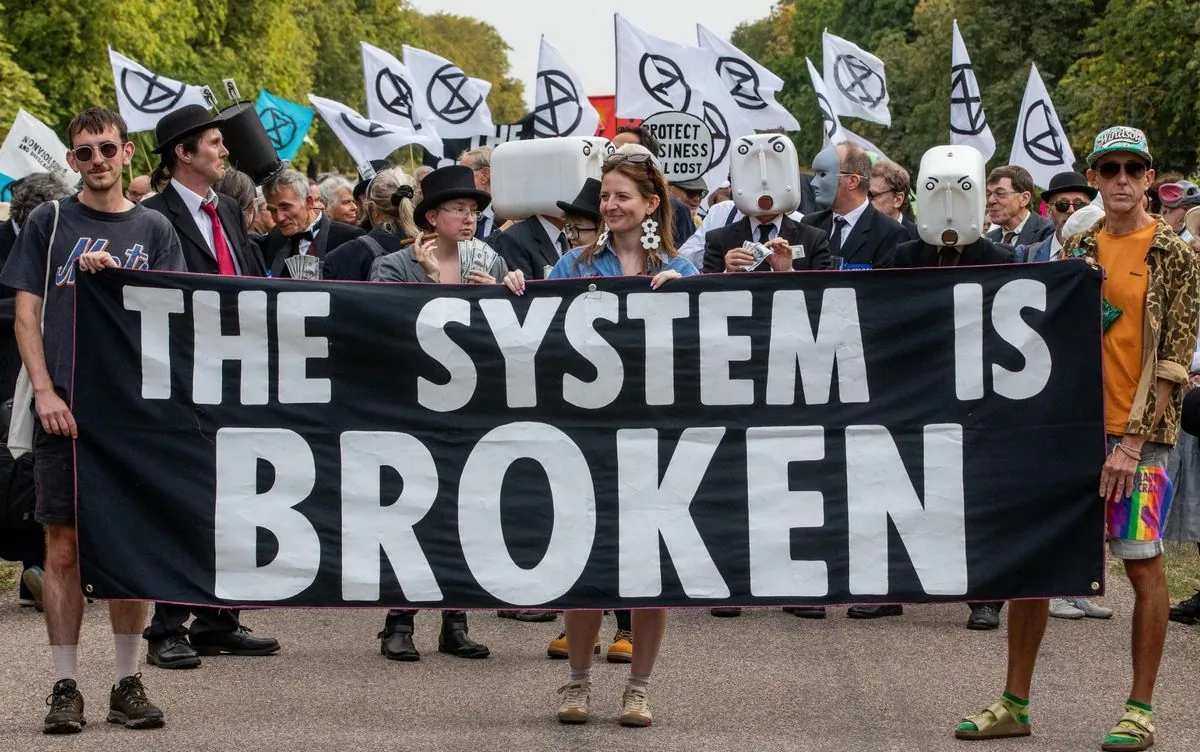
[[74, 263, 1105, 609]]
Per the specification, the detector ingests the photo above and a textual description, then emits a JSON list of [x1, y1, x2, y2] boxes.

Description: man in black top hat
[[1020, 171, 1098, 263], [259, 169, 363, 278], [140, 105, 278, 670]]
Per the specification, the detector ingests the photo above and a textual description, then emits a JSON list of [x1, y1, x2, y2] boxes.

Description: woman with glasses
[[371, 165, 507, 284], [502, 143, 697, 728], [367, 164, 503, 662]]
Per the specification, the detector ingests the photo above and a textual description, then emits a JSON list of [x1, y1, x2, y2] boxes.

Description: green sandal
[[1101, 709, 1155, 751], [956, 700, 1031, 740]]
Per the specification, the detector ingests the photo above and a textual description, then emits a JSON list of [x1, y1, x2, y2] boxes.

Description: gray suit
[[986, 211, 1054, 247]]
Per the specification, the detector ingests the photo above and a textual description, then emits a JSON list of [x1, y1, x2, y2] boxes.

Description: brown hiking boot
[[107, 674, 164, 729], [43, 679, 85, 734]]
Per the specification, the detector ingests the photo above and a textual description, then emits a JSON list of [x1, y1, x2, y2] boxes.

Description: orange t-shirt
[[1097, 223, 1154, 435]]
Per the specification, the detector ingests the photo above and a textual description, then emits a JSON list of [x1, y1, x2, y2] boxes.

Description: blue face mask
[[810, 147, 841, 210]]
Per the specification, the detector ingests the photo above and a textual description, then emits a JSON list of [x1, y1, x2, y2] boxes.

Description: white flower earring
[[640, 217, 661, 251]]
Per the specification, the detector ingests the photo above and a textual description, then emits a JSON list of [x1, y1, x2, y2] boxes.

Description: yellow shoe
[[606, 630, 632, 663], [547, 631, 601, 659], [556, 681, 590, 724]]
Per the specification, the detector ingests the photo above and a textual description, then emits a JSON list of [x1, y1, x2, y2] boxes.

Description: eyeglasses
[[1096, 160, 1148, 180], [72, 141, 123, 163], [439, 206, 479, 220], [838, 172, 866, 181], [985, 189, 1019, 200], [1051, 199, 1090, 213], [867, 189, 897, 200], [605, 151, 653, 166], [564, 222, 598, 242]]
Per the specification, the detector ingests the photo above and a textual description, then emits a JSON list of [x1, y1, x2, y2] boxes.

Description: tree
[[0, 1, 49, 128]]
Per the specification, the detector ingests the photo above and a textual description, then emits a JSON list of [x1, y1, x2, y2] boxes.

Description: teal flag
[[255, 89, 313, 161]]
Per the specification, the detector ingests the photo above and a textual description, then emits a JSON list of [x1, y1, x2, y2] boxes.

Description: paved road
[[0, 579, 1197, 751]]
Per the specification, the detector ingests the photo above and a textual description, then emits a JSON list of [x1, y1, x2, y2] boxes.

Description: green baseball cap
[[1087, 125, 1153, 167]]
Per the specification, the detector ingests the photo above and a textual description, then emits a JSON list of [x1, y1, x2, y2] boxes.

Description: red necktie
[[200, 200, 237, 276]]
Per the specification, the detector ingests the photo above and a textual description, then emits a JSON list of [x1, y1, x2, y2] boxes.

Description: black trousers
[[144, 603, 241, 640], [386, 609, 466, 624]]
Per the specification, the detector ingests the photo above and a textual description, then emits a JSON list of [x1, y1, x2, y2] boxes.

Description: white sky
[[409, 0, 780, 109]]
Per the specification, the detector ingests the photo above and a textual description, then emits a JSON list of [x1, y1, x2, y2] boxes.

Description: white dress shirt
[[299, 213, 323, 256], [831, 198, 870, 248], [536, 214, 569, 256], [749, 215, 783, 243], [171, 178, 239, 273]]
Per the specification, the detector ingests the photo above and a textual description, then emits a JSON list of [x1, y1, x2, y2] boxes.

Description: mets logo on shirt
[[55, 238, 150, 287]]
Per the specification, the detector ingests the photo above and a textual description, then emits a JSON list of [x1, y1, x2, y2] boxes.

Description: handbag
[[8, 199, 60, 459]]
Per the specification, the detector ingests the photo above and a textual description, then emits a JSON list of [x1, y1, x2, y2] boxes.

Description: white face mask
[[915, 145, 986, 247], [730, 134, 801, 217]]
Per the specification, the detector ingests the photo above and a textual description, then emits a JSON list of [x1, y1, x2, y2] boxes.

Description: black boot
[[438, 612, 490, 659], [379, 611, 420, 661]]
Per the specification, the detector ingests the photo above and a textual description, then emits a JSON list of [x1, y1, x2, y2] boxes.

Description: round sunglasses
[[71, 141, 124, 163]]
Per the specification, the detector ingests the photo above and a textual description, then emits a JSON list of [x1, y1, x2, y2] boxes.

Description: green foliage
[[732, 0, 1200, 173], [0, 0, 525, 172]]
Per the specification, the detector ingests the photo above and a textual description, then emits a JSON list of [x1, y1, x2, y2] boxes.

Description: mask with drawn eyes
[[730, 134, 801, 217], [582, 137, 615, 180], [915, 145, 986, 247]]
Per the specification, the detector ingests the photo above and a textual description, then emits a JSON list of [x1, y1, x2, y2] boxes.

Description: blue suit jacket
[[1016, 235, 1055, 263]]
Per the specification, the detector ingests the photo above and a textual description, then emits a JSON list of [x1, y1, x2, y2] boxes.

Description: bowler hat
[[414, 165, 491, 230], [1042, 171, 1097, 202], [152, 105, 221, 154], [556, 178, 601, 223]]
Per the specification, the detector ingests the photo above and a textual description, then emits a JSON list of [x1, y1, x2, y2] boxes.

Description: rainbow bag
[[1106, 465, 1173, 541]]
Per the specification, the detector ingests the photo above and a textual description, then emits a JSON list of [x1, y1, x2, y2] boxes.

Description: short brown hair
[[987, 165, 1035, 195], [67, 107, 128, 147], [871, 160, 911, 210], [840, 144, 872, 194]]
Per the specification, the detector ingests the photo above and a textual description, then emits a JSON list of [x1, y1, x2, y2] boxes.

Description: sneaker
[[607, 630, 633, 663], [1170, 589, 1200, 625], [107, 674, 164, 729], [619, 685, 652, 727], [1067, 597, 1113, 620], [556, 680, 590, 724], [1049, 598, 1085, 620], [967, 604, 1001, 630], [43, 679, 85, 734], [22, 566, 44, 612]]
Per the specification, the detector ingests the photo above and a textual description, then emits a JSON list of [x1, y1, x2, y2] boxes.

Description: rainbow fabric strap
[[1107, 465, 1173, 541]]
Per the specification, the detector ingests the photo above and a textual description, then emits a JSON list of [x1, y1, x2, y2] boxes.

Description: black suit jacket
[[901, 217, 920, 241], [494, 217, 563, 280], [801, 203, 909, 268], [986, 211, 1054, 247], [260, 213, 364, 278], [143, 184, 266, 277], [702, 216, 830, 273], [888, 237, 1016, 268]]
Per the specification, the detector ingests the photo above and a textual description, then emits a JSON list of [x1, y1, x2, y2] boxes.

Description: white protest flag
[[0, 110, 77, 183], [821, 31, 890, 127], [1008, 63, 1075, 189], [949, 20, 995, 161], [108, 48, 211, 133], [696, 24, 799, 131], [309, 95, 443, 173], [402, 45, 494, 138], [360, 41, 442, 150], [534, 37, 600, 138], [613, 14, 753, 190], [806, 58, 847, 147]]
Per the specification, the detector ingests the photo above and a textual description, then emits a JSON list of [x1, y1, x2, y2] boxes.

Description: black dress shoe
[[146, 634, 201, 669], [438, 617, 490, 659], [710, 607, 743, 617], [783, 606, 827, 619], [496, 610, 558, 622], [846, 604, 904, 619], [378, 625, 420, 661], [190, 627, 281, 656], [967, 604, 1002, 630]]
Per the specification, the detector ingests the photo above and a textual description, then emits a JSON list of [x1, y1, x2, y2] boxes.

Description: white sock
[[51, 645, 78, 683], [113, 634, 142, 683]]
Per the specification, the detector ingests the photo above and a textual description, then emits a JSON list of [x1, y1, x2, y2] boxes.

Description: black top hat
[[218, 102, 286, 186], [1042, 171, 1097, 202], [414, 165, 491, 230], [556, 178, 601, 223], [152, 104, 222, 154]]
